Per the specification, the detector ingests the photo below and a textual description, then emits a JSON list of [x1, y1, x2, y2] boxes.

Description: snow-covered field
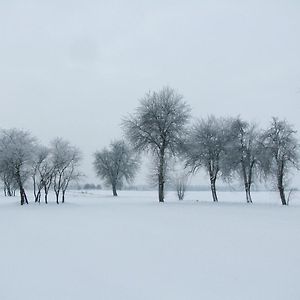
[[0, 190, 300, 300]]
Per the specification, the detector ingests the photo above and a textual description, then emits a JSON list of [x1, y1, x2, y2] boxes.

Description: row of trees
[[94, 87, 299, 205], [1, 87, 298, 206], [183, 115, 299, 205], [0, 129, 81, 205]]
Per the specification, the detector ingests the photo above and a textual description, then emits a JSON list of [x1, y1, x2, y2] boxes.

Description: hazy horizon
[[1, 0, 299, 184]]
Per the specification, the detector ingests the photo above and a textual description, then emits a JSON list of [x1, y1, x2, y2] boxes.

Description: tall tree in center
[[123, 87, 190, 202]]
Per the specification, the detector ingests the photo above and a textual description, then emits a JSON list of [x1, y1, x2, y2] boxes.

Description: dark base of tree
[[20, 190, 28, 205], [4, 186, 13, 197], [44, 188, 49, 204], [55, 193, 59, 204], [35, 193, 42, 204], [278, 187, 287, 205], [158, 184, 164, 202], [245, 188, 252, 204], [112, 185, 118, 197], [210, 181, 218, 202]]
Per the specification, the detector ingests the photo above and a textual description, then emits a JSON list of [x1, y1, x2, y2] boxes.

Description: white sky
[[0, 0, 299, 184]]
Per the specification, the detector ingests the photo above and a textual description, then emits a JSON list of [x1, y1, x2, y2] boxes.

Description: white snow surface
[[0, 190, 300, 300]]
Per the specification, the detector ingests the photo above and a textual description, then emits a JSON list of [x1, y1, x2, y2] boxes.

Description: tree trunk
[[112, 184, 118, 197], [158, 149, 165, 203], [245, 183, 252, 203], [55, 192, 59, 204], [210, 178, 218, 202], [242, 165, 251, 203], [277, 163, 287, 205], [35, 191, 41, 203], [44, 186, 48, 204], [278, 186, 287, 205], [7, 184, 12, 197], [245, 187, 252, 203], [20, 188, 24, 205], [24, 190, 28, 204], [62, 191, 65, 203], [33, 177, 37, 202], [20, 186, 28, 205], [4, 181, 13, 197], [158, 181, 164, 203]]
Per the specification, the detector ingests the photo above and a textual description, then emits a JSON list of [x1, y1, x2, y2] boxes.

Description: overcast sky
[[0, 0, 299, 184]]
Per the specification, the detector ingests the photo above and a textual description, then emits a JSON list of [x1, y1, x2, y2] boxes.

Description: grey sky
[[0, 0, 299, 183]]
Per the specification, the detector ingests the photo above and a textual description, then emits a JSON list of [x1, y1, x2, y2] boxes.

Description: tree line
[[94, 86, 299, 206], [1, 87, 299, 206], [0, 130, 81, 205]]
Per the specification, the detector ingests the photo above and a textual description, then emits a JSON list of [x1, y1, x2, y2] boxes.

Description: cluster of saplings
[[94, 86, 299, 206], [0, 130, 81, 205]]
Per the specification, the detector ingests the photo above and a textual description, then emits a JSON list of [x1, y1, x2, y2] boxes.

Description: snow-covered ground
[[0, 190, 300, 300]]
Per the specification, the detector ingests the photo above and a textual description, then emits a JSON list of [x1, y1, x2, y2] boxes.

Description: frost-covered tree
[[1, 168, 17, 197], [0, 129, 36, 205], [94, 140, 139, 196], [123, 87, 190, 202], [261, 118, 299, 205], [51, 138, 82, 204], [225, 118, 262, 203], [185, 116, 230, 202], [31, 146, 54, 204]]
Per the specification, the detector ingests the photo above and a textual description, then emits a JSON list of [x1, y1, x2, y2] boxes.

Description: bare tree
[[123, 86, 190, 202], [51, 138, 82, 204], [31, 146, 54, 204], [32, 146, 50, 203], [175, 175, 188, 201], [0, 129, 36, 205], [43, 167, 54, 204], [261, 117, 299, 205], [1, 169, 17, 197], [61, 165, 82, 203], [185, 116, 230, 202], [170, 161, 190, 200], [94, 140, 139, 196], [225, 118, 262, 203]]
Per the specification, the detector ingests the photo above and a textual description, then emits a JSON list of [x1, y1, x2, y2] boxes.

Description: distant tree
[[123, 86, 190, 202], [83, 183, 102, 190], [225, 118, 262, 203], [0, 129, 36, 205], [51, 138, 82, 204], [83, 183, 96, 190], [175, 175, 188, 201], [94, 140, 139, 196], [185, 116, 230, 202], [170, 161, 190, 200], [261, 118, 299, 205]]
